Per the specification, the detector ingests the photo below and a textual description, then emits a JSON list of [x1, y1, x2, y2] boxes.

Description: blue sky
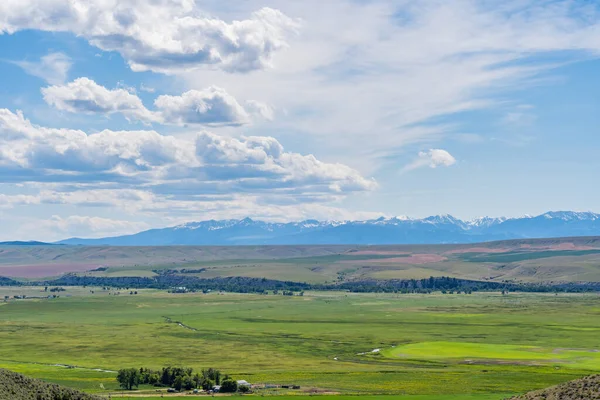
[[0, 0, 599, 241]]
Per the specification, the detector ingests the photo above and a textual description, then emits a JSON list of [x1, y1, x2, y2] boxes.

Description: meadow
[[1, 288, 599, 399]]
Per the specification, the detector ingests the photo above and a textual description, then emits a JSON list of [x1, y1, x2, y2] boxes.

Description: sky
[[0, 0, 599, 241]]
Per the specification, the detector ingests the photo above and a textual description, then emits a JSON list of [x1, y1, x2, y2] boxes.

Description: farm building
[[237, 380, 251, 387]]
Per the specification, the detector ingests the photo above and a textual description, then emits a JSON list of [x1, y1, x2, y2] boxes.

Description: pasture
[[1, 289, 599, 398]]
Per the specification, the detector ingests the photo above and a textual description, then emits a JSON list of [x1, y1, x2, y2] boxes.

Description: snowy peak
[[58, 211, 600, 246], [540, 211, 600, 221], [467, 216, 508, 228], [424, 214, 464, 225]]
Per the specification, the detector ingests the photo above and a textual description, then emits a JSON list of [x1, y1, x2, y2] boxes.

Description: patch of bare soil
[[360, 254, 447, 264], [462, 359, 545, 367], [302, 387, 340, 394], [0, 263, 101, 278], [348, 250, 411, 256], [444, 247, 512, 255], [520, 243, 598, 251]]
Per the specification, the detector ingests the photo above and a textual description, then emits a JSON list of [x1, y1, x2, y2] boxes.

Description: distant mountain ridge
[[57, 211, 600, 246], [0, 241, 55, 246]]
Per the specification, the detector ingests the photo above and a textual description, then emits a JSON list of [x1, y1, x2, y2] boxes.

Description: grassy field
[[1, 289, 599, 398]]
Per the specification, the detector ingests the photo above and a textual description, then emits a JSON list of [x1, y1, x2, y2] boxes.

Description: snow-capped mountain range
[[57, 211, 600, 246]]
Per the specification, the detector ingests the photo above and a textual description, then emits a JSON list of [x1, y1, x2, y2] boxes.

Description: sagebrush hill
[[509, 374, 600, 400], [0, 368, 103, 400]]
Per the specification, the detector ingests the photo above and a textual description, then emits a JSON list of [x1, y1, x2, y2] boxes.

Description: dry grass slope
[[509, 375, 600, 400], [0, 369, 104, 400], [3, 236, 600, 282]]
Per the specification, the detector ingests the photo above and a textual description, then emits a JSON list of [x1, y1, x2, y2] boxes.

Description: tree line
[[116, 366, 246, 393], [2, 274, 600, 294]]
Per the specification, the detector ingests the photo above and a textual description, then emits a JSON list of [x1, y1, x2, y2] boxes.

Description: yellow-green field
[[1, 288, 599, 399]]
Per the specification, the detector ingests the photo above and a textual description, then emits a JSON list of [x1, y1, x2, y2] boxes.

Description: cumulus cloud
[[13, 52, 71, 84], [42, 77, 159, 123], [0, 193, 39, 208], [42, 79, 270, 126], [401, 149, 456, 173], [0, 109, 376, 196], [0, 1, 300, 74], [168, 0, 600, 172], [155, 87, 252, 126], [245, 100, 275, 121]]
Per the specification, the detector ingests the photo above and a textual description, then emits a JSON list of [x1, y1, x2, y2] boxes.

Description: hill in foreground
[[509, 374, 600, 400], [0, 369, 103, 400]]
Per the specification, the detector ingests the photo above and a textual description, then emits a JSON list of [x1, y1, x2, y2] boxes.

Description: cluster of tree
[[88, 267, 108, 272], [441, 290, 473, 294], [49, 287, 66, 292], [153, 268, 207, 275], [0, 277, 21, 286], [156, 276, 311, 293], [117, 366, 243, 393], [12, 273, 600, 294], [42, 275, 311, 293], [320, 277, 600, 293], [327, 277, 504, 293], [44, 275, 155, 288], [280, 290, 302, 296]]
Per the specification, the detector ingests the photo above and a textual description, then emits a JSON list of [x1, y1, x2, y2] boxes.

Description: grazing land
[[2, 237, 600, 283], [1, 289, 599, 399]]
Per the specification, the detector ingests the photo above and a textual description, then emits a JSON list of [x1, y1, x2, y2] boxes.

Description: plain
[[1, 288, 599, 398]]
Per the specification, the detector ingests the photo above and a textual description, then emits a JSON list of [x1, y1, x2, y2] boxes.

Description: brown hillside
[[509, 375, 600, 400]]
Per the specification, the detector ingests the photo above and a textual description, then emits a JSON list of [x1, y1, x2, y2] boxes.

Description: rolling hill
[[1, 236, 600, 283], [0, 368, 103, 400], [508, 374, 600, 400], [57, 211, 600, 246]]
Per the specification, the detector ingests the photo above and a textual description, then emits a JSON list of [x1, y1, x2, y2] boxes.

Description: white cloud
[[401, 149, 457, 173], [154, 87, 252, 126], [0, 1, 300, 74], [42, 79, 270, 126], [3, 0, 600, 239], [174, 0, 600, 170], [42, 78, 159, 123], [0, 108, 376, 196], [139, 83, 156, 93], [0, 193, 39, 208], [245, 100, 275, 121], [13, 52, 71, 85]]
